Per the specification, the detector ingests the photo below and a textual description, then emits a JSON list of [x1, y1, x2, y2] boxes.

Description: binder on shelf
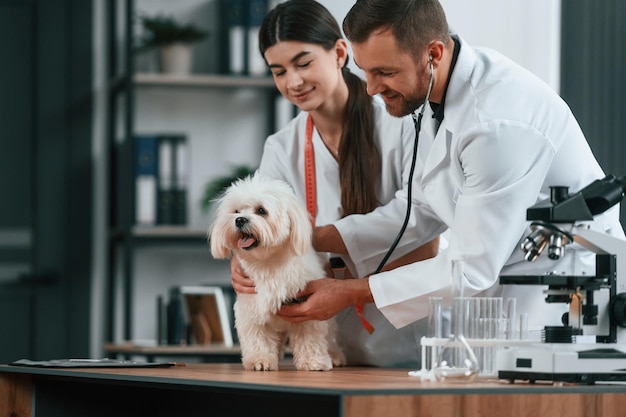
[[173, 137, 189, 226], [156, 294, 168, 345], [157, 134, 188, 226], [227, 0, 247, 75], [167, 287, 190, 346], [133, 134, 159, 226], [180, 286, 234, 347], [247, 0, 270, 76], [157, 136, 175, 225]]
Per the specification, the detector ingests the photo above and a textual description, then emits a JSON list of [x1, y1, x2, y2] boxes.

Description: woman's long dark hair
[[259, 0, 381, 216]]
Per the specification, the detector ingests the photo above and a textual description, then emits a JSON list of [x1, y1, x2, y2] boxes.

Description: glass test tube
[[427, 296, 443, 370], [505, 298, 517, 340]]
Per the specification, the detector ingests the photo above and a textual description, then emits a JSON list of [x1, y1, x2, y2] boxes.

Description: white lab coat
[[337, 35, 625, 334], [258, 96, 432, 367]]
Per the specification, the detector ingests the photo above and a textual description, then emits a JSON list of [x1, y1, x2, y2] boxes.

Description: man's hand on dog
[[277, 278, 373, 323], [231, 256, 373, 323]]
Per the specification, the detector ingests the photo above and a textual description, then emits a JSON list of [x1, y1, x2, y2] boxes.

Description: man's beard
[[384, 72, 430, 117], [385, 94, 427, 117]]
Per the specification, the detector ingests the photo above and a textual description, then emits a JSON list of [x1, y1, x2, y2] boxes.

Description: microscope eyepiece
[[580, 174, 626, 216]]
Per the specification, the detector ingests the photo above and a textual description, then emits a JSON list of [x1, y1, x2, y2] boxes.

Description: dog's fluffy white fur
[[209, 174, 345, 371]]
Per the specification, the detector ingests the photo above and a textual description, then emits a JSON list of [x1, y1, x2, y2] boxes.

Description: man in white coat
[[278, 0, 625, 340]]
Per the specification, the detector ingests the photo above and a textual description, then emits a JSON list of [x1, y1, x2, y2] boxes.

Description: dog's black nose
[[235, 217, 248, 228]]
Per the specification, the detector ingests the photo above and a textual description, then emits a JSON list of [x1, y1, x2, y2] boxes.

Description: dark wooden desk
[[2, 363, 626, 417]]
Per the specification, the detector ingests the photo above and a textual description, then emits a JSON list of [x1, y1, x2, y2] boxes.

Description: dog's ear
[[208, 225, 232, 259], [286, 195, 314, 257]]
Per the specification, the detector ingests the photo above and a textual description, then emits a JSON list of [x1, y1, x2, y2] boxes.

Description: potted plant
[[137, 13, 208, 75], [201, 165, 256, 213]]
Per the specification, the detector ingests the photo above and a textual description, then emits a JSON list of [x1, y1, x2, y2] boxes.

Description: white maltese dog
[[209, 174, 345, 371]]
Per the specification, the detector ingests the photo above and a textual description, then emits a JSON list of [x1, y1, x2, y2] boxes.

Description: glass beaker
[[433, 259, 480, 383]]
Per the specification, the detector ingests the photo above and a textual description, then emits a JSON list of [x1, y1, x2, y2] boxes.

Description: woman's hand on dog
[[230, 257, 256, 294], [277, 277, 373, 323]]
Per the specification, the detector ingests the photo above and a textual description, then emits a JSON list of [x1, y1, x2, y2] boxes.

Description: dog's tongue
[[238, 236, 256, 249]]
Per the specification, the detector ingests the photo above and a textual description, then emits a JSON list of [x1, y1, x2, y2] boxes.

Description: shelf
[[134, 73, 277, 89], [110, 226, 209, 245], [131, 226, 207, 238], [104, 342, 240, 356], [104, 342, 242, 363]]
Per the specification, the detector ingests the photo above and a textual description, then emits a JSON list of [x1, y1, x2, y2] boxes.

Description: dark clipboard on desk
[[9, 358, 179, 368]]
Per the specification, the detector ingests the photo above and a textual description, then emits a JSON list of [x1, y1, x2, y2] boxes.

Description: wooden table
[[2, 363, 626, 417]]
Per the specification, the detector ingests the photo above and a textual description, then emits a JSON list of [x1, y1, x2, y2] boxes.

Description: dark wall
[[0, 0, 94, 361], [561, 1, 626, 226]]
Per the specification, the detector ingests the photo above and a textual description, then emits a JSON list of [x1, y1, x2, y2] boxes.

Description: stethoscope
[[374, 56, 434, 274]]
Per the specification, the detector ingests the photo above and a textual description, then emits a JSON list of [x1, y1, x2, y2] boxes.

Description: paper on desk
[[9, 358, 179, 368]]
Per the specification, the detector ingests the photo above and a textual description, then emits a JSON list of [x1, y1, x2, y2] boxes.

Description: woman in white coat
[[230, 0, 440, 367], [278, 0, 624, 340]]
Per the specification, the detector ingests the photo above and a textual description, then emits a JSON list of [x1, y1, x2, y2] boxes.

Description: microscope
[[497, 174, 626, 384]]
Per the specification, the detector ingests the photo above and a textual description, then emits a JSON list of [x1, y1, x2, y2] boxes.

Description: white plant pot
[[159, 44, 193, 75]]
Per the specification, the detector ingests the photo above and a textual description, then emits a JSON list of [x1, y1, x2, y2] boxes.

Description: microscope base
[[497, 343, 626, 384]]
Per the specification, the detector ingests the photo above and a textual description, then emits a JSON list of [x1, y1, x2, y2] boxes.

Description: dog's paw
[[330, 349, 347, 367], [293, 355, 333, 371], [243, 357, 280, 371]]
